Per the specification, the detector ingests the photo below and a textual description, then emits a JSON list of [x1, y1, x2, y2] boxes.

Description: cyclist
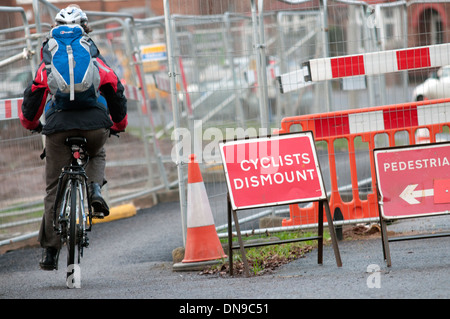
[[20, 5, 128, 271]]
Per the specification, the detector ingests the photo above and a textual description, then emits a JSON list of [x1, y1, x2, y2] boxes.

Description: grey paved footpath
[[0, 202, 449, 301]]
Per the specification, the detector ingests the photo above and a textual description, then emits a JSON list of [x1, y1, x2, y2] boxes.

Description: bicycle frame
[[53, 138, 93, 233]]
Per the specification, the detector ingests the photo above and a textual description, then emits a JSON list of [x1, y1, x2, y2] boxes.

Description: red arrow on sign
[[399, 179, 450, 205]]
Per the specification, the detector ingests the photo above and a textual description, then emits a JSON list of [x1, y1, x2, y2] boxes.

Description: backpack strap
[[66, 45, 75, 101]]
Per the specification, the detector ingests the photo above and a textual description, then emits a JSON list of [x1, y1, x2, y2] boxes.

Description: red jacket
[[20, 34, 127, 135]]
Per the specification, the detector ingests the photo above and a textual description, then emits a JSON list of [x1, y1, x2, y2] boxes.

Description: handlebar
[[109, 129, 121, 138], [30, 122, 43, 134]]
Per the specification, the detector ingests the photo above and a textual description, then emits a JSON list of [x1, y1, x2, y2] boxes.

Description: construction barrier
[[273, 98, 450, 227], [0, 98, 23, 120], [306, 43, 450, 82], [278, 43, 450, 93], [0, 86, 140, 122]]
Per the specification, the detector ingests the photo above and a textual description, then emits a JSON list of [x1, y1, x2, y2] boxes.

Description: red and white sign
[[374, 142, 450, 220], [219, 132, 326, 210]]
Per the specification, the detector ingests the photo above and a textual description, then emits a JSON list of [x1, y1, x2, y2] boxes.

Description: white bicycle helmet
[[55, 5, 88, 26]]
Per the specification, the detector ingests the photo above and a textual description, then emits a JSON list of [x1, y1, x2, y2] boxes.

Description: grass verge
[[200, 230, 330, 277]]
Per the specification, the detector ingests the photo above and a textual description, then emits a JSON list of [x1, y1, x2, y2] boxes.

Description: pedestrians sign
[[374, 142, 450, 267], [374, 142, 450, 220]]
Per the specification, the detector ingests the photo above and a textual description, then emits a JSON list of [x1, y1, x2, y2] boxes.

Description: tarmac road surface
[[0, 201, 449, 303]]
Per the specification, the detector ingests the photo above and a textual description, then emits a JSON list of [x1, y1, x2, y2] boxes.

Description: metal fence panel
[[163, 0, 450, 237], [3, 0, 450, 246], [0, 4, 175, 243]]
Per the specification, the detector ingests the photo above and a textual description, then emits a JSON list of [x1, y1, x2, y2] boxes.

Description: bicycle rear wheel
[[66, 181, 80, 288]]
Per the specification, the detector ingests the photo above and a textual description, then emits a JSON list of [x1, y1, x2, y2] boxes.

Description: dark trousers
[[38, 128, 109, 249]]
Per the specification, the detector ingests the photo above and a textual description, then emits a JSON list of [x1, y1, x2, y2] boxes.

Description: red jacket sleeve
[[96, 56, 128, 132], [20, 62, 49, 130]]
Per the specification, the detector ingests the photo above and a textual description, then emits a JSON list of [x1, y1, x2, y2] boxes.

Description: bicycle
[[52, 136, 93, 288]]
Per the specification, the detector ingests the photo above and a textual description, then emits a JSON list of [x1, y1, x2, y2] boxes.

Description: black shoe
[[88, 182, 109, 219], [39, 247, 59, 271]]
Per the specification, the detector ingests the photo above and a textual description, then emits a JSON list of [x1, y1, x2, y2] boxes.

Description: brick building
[[4, 0, 450, 73], [12, 0, 162, 20], [7, 1, 449, 47]]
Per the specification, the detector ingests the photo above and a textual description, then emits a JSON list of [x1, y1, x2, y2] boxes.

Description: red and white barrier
[[277, 66, 312, 93], [0, 98, 23, 121], [0, 85, 141, 122], [309, 44, 450, 82], [277, 98, 450, 228], [123, 85, 141, 101], [153, 73, 170, 92], [278, 43, 450, 93], [308, 101, 450, 138]]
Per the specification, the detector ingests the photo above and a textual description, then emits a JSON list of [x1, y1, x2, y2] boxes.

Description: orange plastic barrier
[[273, 98, 450, 226]]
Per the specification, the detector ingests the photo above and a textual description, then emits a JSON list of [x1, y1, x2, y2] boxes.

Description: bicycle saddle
[[65, 136, 87, 147]]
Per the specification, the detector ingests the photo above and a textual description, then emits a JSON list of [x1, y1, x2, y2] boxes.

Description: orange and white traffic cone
[[182, 154, 227, 263]]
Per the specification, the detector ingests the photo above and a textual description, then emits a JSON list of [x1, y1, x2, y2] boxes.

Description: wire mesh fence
[[0, 2, 176, 243], [2, 0, 450, 246], [163, 0, 450, 239]]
